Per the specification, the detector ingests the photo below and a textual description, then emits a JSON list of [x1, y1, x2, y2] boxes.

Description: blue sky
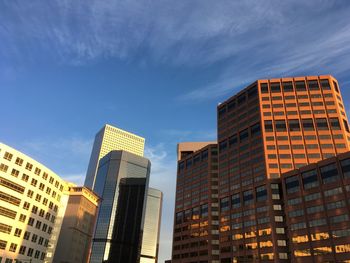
[[1, 1, 350, 261]]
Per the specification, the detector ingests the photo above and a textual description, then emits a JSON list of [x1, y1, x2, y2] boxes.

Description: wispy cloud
[[144, 144, 177, 262]]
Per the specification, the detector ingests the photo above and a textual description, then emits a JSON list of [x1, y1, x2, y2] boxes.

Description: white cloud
[[144, 144, 177, 262]]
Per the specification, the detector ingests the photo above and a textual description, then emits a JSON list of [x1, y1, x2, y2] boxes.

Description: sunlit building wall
[[216, 75, 350, 261], [0, 142, 69, 263], [282, 151, 350, 262], [84, 124, 145, 190], [52, 186, 99, 263], [140, 188, 163, 263]]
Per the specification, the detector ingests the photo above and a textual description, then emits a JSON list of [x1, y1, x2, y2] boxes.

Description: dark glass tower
[[89, 151, 151, 263]]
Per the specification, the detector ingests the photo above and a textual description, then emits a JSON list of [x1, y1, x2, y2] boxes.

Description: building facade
[[218, 76, 349, 262], [52, 185, 99, 263], [84, 124, 145, 190], [282, 151, 350, 262], [216, 75, 350, 262], [172, 143, 219, 262], [89, 150, 151, 263], [140, 188, 163, 263], [0, 142, 69, 263]]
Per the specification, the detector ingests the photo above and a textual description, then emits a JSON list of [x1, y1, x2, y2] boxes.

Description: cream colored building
[[53, 186, 99, 263], [0, 142, 69, 263], [84, 124, 145, 190], [140, 188, 163, 263]]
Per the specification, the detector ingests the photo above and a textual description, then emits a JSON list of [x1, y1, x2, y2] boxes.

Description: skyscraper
[[216, 75, 350, 262], [171, 75, 350, 262], [84, 124, 145, 190], [172, 142, 219, 262], [53, 185, 99, 263], [140, 188, 163, 263], [89, 150, 151, 263]]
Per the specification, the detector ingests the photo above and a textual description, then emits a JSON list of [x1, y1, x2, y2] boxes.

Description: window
[[343, 119, 350, 132], [288, 119, 300, 131], [275, 120, 287, 132], [341, 158, 350, 178], [264, 121, 273, 132], [15, 157, 23, 166], [308, 80, 319, 90], [302, 169, 319, 189], [320, 163, 340, 184], [295, 81, 306, 91], [25, 162, 33, 171], [333, 81, 339, 92], [239, 129, 249, 142], [3, 152, 13, 161], [251, 123, 261, 136], [320, 79, 331, 90], [270, 82, 281, 93], [285, 175, 299, 194], [201, 204, 208, 218], [282, 81, 293, 92], [330, 214, 348, 224], [330, 118, 341, 130], [220, 197, 230, 212], [256, 185, 267, 202], [316, 118, 329, 130], [0, 164, 8, 172], [231, 193, 240, 208], [261, 83, 268, 93], [229, 135, 238, 147], [243, 190, 254, 205]]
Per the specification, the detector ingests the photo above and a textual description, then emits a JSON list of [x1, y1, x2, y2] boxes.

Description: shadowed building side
[[52, 186, 99, 263]]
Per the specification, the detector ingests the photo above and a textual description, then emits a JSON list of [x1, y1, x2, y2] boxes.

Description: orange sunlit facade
[[217, 75, 350, 262]]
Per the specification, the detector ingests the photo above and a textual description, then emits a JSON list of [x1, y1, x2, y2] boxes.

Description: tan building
[[53, 186, 99, 263], [84, 124, 145, 190], [0, 142, 69, 263], [177, 142, 216, 161], [140, 188, 163, 263]]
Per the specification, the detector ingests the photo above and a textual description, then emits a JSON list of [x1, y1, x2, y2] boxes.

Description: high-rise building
[[140, 188, 163, 263], [172, 142, 219, 263], [216, 75, 350, 262], [0, 142, 69, 263], [84, 124, 145, 190], [171, 75, 350, 263], [89, 150, 151, 263], [281, 151, 350, 262], [53, 185, 99, 263]]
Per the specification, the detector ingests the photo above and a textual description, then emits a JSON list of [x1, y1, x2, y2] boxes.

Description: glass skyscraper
[[89, 150, 151, 263]]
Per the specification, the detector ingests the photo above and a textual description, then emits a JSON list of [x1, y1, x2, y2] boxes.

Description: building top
[[177, 141, 216, 161], [218, 74, 338, 108], [68, 185, 100, 205], [148, 187, 163, 198], [0, 142, 68, 186]]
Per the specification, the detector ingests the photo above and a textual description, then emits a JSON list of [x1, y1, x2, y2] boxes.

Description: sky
[[1, 1, 350, 261]]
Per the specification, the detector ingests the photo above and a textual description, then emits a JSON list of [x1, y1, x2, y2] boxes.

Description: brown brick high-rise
[[172, 142, 219, 262], [217, 75, 350, 262]]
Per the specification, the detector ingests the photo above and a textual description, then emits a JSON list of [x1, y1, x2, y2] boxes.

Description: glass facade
[[90, 151, 151, 263]]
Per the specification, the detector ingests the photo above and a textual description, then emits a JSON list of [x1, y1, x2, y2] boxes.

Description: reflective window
[[302, 169, 319, 189], [341, 158, 350, 178], [285, 175, 299, 194], [320, 163, 340, 184]]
